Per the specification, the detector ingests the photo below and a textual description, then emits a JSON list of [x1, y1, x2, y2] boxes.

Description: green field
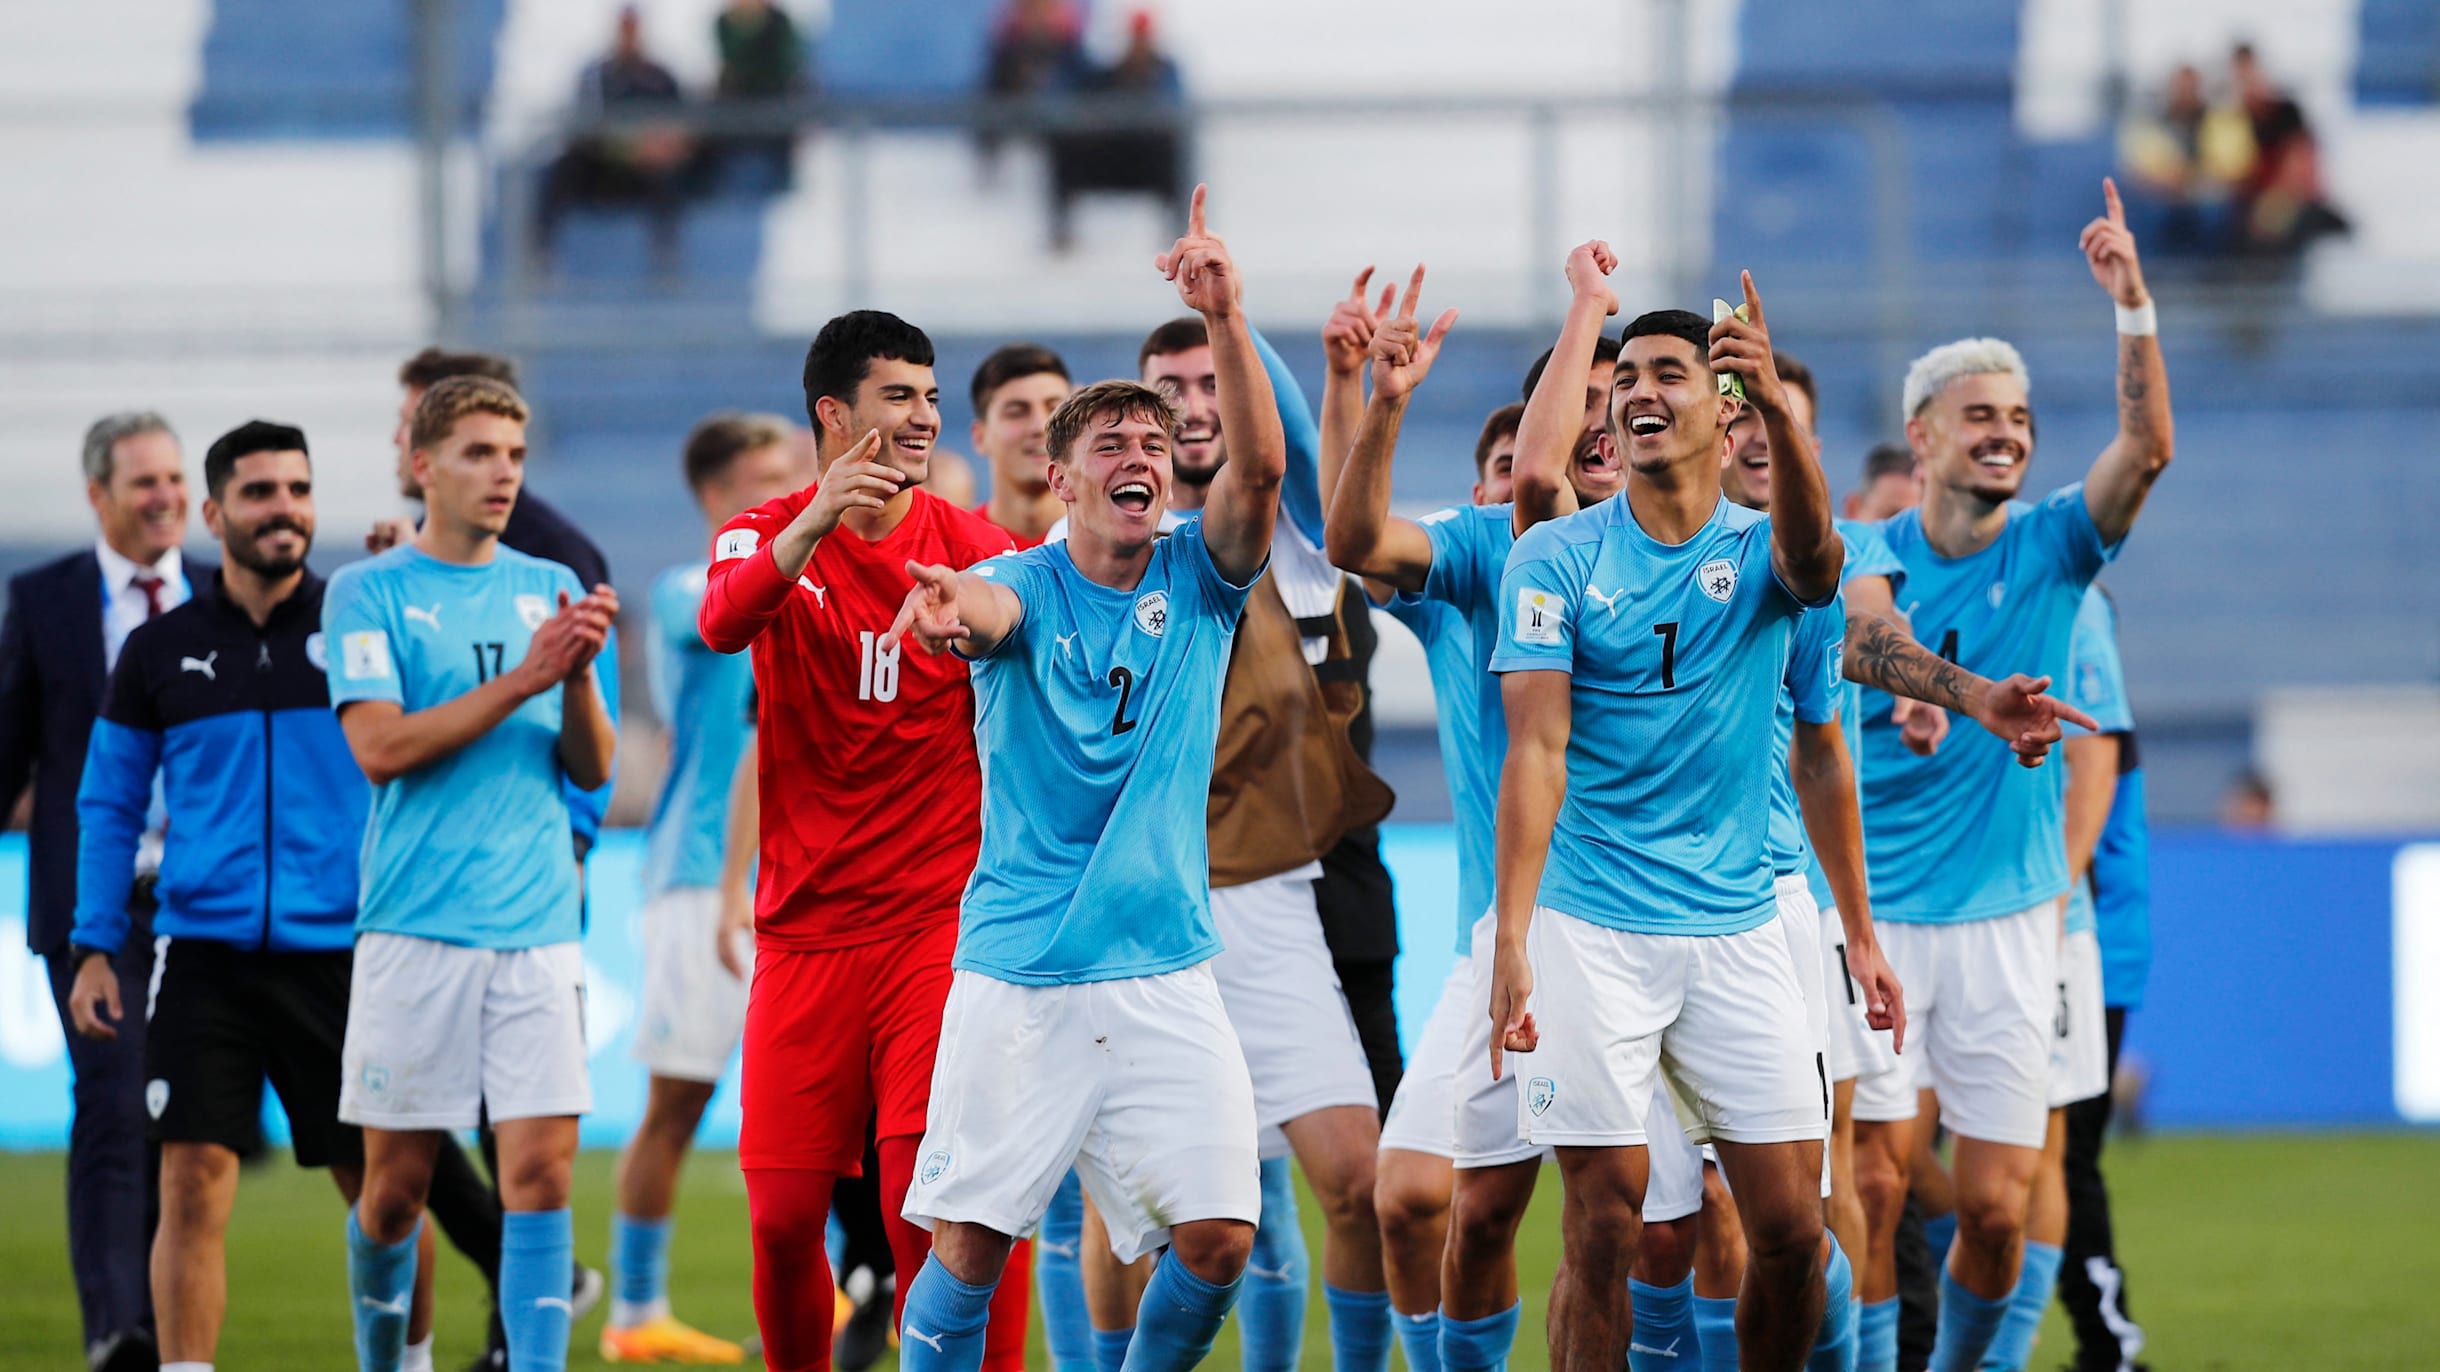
[[5, 1132, 2437, 1370]]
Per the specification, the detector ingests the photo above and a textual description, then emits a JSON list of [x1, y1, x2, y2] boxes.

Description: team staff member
[[66, 422, 440, 1372]]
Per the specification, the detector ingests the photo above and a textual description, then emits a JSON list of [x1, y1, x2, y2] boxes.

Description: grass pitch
[[3, 1131, 2435, 1369]]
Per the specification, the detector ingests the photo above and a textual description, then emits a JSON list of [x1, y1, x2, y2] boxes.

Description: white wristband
[[2115, 300, 2157, 336]]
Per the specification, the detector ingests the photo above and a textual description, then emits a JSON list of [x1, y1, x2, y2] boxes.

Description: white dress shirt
[[94, 538, 188, 673]]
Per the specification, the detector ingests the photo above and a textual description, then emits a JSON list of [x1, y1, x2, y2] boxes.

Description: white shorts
[[1850, 901, 2058, 1149], [1642, 1080, 1706, 1223], [1819, 903, 1900, 1085], [1507, 900, 1826, 1149], [1210, 866, 1379, 1143], [339, 932, 592, 1130], [1378, 926, 1482, 1159], [903, 964, 1262, 1265], [632, 888, 751, 1083], [2049, 926, 2109, 1108], [1449, 912, 1548, 1170]]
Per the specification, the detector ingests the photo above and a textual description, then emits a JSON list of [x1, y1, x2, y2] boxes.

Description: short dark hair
[[411, 375, 529, 452], [204, 420, 308, 500], [1774, 353, 1817, 415], [801, 311, 935, 424], [1520, 334, 1622, 402], [1474, 403, 1525, 475], [1617, 309, 1712, 364], [1138, 317, 1209, 373], [683, 412, 793, 493], [1860, 441, 1915, 484], [1047, 380, 1181, 466], [970, 343, 1071, 417], [399, 347, 518, 392]]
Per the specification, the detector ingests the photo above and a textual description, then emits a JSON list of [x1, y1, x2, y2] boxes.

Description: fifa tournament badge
[[1712, 298, 1749, 403]]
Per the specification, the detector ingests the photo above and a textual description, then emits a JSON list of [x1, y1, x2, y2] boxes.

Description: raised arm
[[1791, 717, 1904, 1047], [2078, 179, 2174, 546], [1513, 241, 1618, 533], [1326, 266, 1458, 595], [1318, 267, 1396, 512], [699, 430, 900, 654], [1162, 187, 1283, 584], [1710, 271, 1841, 600], [1842, 572, 2098, 767]]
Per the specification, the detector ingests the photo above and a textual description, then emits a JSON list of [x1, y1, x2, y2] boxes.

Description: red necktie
[[132, 574, 164, 620]]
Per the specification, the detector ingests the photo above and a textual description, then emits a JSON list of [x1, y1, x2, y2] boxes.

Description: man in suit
[[2, 410, 201, 1372]]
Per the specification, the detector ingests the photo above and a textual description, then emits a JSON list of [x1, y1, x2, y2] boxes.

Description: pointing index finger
[[1399, 264, 1425, 323], [2103, 176, 2125, 226], [1740, 269, 1765, 329], [1186, 183, 1208, 239]]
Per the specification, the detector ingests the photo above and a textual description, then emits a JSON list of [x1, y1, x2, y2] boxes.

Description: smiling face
[[1721, 383, 1817, 512], [822, 358, 941, 484], [414, 412, 527, 540], [89, 428, 189, 564], [1909, 370, 2034, 506], [207, 448, 315, 577], [1606, 334, 1733, 484], [1049, 406, 1175, 554], [971, 370, 1072, 498], [1142, 345, 1222, 488]]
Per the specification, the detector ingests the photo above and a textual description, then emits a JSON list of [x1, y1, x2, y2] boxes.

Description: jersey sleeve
[[959, 548, 1047, 661], [2036, 482, 2119, 587], [322, 566, 404, 708], [1383, 590, 1444, 650], [1175, 519, 1263, 620], [698, 498, 800, 654], [1787, 597, 1845, 726], [1836, 519, 1904, 587], [2061, 587, 2132, 737], [1489, 524, 1583, 676], [1417, 506, 1479, 610], [73, 648, 163, 955]]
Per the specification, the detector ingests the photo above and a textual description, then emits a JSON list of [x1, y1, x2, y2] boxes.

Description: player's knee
[[1311, 1155, 1379, 1233], [1375, 1171, 1449, 1248], [1169, 1218, 1254, 1285], [1635, 1215, 1697, 1286], [157, 1145, 237, 1232], [1448, 1179, 1530, 1260], [1739, 1198, 1824, 1274], [500, 1153, 574, 1212], [358, 1177, 428, 1243], [1952, 1184, 2029, 1252], [1852, 1141, 1909, 1224]]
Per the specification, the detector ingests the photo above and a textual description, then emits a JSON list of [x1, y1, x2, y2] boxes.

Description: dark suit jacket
[[0, 549, 213, 954]]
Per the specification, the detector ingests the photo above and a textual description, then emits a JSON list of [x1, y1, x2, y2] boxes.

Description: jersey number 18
[[856, 631, 900, 702]]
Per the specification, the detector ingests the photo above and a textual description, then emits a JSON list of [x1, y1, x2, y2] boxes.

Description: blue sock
[[1628, 1276, 1695, 1370], [501, 1209, 575, 1372], [347, 1208, 419, 1372], [1124, 1250, 1243, 1372], [608, 1213, 671, 1323], [1326, 1286, 1393, 1372], [1240, 1158, 1308, 1372], [1809, 1237, 1858, 1372], [1975, 1242, 2063, 1371], [1858, 1298, 1899, 1372], [1924, 1212, 1958, 1277], [1093, 1326, 1136, 1372], [1393, 1309, 1443, 1372], [1038, 1174, 1095, 1372], [1692, 1295, 1740, 1372], [899, 1253, 997, 1372], [1927, 1266, 2010, 1372], [1438, 1303, 1520, 1372]]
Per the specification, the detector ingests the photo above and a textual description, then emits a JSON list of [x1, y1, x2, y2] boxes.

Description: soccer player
[[599, 414, 801, 1364], [1842, 443, 1919, 522], [64, 422, 431, 1372], [1845, 180, 2172, 1372], [970, 343, 1074, 549], [1324, 247, 1624, 1372], [326, 376, 620, 1372], [1482, 272, 1845, 1372], [695, 311, 1028, 1372], [883, 184, 1280, 1372]]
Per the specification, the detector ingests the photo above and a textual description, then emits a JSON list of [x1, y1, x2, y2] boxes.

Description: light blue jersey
[[1767, 594, 1845, 875], [1412, 501, 1524, 949], [2057, 584, 2131, 938], [1492, 497, 1819, 935], [1859, 484, 2118, 923], [642, 563, 756, 896], [1386, 591, 1483, 954], [955, 521, 1258, 984], [1804, 520, 1905, 911], [323, 545, 588, 948]]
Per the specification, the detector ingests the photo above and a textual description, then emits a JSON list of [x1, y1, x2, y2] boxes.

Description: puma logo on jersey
[[403, 603, 443, 631], [179, 651, 217, 680], [1584, 584, 1625, 617], [1054, 631, 1079, 658], [798, 577, 827, 607]]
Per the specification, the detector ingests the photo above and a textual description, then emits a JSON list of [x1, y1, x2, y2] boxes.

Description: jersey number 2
[[1107, 666, 1141, 736], [857, 631, 900, 702]]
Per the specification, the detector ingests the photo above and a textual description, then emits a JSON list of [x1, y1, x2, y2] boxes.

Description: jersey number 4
[[856, 631, 901, 702]]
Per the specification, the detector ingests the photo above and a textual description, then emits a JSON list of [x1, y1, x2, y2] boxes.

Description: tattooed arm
[[2079, 179, 2174, 546], [1843, 572, 2099, 767]]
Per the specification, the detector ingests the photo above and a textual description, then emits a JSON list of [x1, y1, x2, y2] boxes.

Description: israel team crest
[[1697, 557, 1739, 603], [920, 1150, 952, 1184], [1132, 590, 1169, 637], [515, 594, 550, 630], [145, 1079, 169, 1120], [1526, 1076, 1556, 1116]]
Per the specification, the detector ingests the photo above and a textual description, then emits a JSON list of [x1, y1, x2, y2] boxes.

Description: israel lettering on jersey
[[643, 562, 756, 897], [1491, 497, 1824, 934], [1803, 519, 1905, 912], [322, 545, 588, 948], [955, 520, 1260, 984], [1859, 483, 2120, 922]]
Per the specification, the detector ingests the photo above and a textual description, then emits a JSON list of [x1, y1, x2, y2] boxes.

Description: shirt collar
[[94, 537, 182, 592]]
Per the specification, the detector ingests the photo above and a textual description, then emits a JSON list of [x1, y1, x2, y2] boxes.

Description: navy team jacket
[[71, 571, 368, 956]]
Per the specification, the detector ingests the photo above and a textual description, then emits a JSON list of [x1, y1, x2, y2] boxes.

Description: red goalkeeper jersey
[[700, 488, 1016, 949]]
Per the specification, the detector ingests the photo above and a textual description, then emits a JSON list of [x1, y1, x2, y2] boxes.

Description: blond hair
[[411, 374, 530, 452]]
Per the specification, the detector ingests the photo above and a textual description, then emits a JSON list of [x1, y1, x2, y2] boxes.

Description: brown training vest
[[1206, 574, 1396, 888]]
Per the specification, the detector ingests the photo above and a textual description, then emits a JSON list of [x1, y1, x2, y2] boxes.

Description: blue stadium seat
[[189, 0, 506, 140]]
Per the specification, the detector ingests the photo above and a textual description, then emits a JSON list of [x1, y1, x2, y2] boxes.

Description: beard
[[228, 520, 311, 577]]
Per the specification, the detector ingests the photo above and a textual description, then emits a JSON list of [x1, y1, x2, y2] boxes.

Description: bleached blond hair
[[1902, 338, 2030, 420]]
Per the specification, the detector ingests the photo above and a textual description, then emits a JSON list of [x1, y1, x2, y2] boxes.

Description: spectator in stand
[[535, 5, 695, 277], [2221, 769, 2277, 829], [1048, 9, 1188, 251], [2229, 43, 2349, 257], [2118, 63, 2252, 256], [979, 0, 1088, 167], [712, 0, 808, 192]]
